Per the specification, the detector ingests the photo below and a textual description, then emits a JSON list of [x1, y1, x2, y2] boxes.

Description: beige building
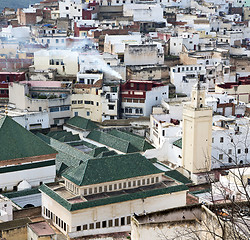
[[9, 81, 71, 126], [33, 49, 79, 76], [182, 82, 213, 174], [40, 153, 188, 239], [71, 81, 119, 122], [131, 204, 242, 240]]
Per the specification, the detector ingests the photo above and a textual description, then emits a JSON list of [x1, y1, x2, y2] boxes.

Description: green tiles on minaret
[[0, 115, 57, 161]]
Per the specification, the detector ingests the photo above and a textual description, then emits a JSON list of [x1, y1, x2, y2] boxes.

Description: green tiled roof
[[0, 116, 57, 161], [67, 140, 97, 149], [62, 153, 163, 186], [173, 138, 182, 149], [39, 183, 188, 212], [47, 130, 80, 143], [109, 129, 154, 152], [0, 160, 55, 174], [66, 116, 98, 130], [87, 130, 138, 153], [3, 188, 40, 199], [165, 170, 192, 184], [36, 133, 92, 171], [88, 147, 109, 157], [96, 150, 117, 158]]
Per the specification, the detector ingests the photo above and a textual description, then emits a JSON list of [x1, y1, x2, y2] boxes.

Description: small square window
[[77, 226, 81, 231]]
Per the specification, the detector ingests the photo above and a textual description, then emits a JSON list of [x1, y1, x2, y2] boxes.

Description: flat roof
[[28, 221, 55, 236]]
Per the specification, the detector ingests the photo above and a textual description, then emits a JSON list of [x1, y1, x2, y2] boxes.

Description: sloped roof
[[62, 153, 163, 186], [86, 130, 139, 153], [66, 116, 98, 130], [109, 129, 154, 152], [173, 138, 182, 149], [165, 170, 192, 185], [0, 116, 57, 161], [36, 133, 91, 172], [88, 147, 109, 157], [46, 130, 80, 142]]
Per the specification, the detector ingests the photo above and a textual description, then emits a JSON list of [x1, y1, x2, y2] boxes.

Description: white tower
[[182, 81, 212, 174]]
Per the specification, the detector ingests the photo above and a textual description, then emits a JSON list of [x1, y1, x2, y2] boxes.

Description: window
[[108, 220, 113, 227], [128, 182, 131, 187], [119, 183, 122, 189], [137, 180, 141, 186], [123, 182, 126, 188], [127, 216, 131, 224], [151, 178, 155, 184], [238, 149, 241, 154], [56, 39, 59, 43], [65, 6, 69, 10], [219, 154, 223, 160], [220, 137, 224, 143], [102, 221, 107, 228], [99, 186, 102, 192], [104, 186, 107, 192], [83, 224, 87, 230], [50, 107, 59, 112], [39, 107, 42, 111], [74, 112, 78, 116], [121, 217, 125, 226], [87, 111, 90, 116], [156, 177, 159, 182], [89, 188, 92, 194], [142, 179, 145, 185], [133, 181, 136, 186], [228, 157, 232, 163], [72, 100, 77, 104], [108, 105, 115, 110], [147, 178, 150, 184], [94, 187, 97, 193], [109, 185, 112, 191], [89, 223, 94, 229], [77, 226, 81, 231], [114, 184, 117, 190], [228, 149, 232, 155], [245, 148, 248, 154], [60, 106, 70, 111], [96, 222, 100, 229], [115, 218, 119, 226], [78, 100, 83, 104]]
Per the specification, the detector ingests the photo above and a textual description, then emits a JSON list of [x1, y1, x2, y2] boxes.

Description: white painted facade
[[41, 173, 187, 238], [0, 162, 56, 192], [0, 195, 13, 222], [59, 0, 83, 20], [170, 65, 207, 97]]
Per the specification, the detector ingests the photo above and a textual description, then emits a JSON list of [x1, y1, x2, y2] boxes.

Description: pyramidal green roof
[[62, 153, 163, 186], [86, 130, 138, 153], [66, 116, 98, 130], [109, 129, 154, 152], [173, 138, 182, 149], [0, 116, 57, 161]]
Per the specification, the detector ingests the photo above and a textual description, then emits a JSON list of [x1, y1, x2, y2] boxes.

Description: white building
[[0, 195, 13, 222], [0, 115, 57, 192], [40, 152, 188, 238], [9, 81, 71, 126], [170, 65, 207, 96], [59, 0, 83, 21]]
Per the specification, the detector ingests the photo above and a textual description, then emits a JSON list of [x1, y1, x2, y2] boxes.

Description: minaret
[[182, 80, 212, 174]]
